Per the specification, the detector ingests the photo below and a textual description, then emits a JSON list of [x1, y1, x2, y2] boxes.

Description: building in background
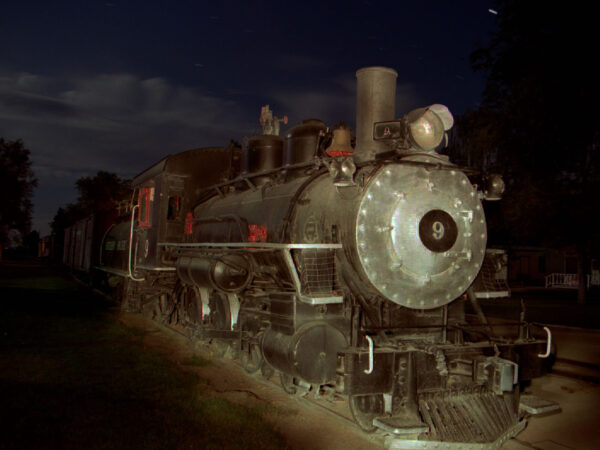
[[507, 246, 599, 289]]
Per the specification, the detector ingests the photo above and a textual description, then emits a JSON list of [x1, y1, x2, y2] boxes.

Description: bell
[[325, 125, 354, 157]]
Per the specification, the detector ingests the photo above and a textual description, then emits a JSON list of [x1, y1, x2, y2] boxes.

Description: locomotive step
[[519, 394, 561, 415], [373, 416, 429, 435]]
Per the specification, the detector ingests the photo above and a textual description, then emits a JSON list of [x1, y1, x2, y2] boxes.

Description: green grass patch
[[181, 354, 211, 367], [0, 274, 76, 290], [0, 264, 287, 449], [199, 398, 287, 448]]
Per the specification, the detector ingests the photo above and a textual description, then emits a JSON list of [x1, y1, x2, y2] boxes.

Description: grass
[[181, 354, 211, 367], [0, 262, 287, 449], [0, 275, 77, 291]]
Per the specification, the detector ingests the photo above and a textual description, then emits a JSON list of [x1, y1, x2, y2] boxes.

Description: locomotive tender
[[95, 67, 555, 447]]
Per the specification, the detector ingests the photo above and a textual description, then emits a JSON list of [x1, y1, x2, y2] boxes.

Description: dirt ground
[[504, 374, 600, 450], [119, 313, 384, 450]]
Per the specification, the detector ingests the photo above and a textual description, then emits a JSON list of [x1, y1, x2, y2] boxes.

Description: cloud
[[57, 74, 242, 129], [0, 89, 81, 123], [0, 71, 248, 134], [0, 71, 252, 234]]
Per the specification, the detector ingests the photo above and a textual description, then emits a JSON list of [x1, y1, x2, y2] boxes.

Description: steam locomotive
[[83, 67, 556, 447]]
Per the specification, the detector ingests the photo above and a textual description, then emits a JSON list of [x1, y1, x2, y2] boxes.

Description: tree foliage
[[50, 171, 131, 258], [51, 171, 131, 234], [451, 1, 600, 247], [74, 171, 132, 214], [450, 1, 600, 301], [0, 138, 38, 246]]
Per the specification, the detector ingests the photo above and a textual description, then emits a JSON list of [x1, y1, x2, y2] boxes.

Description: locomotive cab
[[97, 145, 242, 279]]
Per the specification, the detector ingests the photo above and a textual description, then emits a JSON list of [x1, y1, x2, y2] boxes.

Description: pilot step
[[519, 394, 561, 415], [374, 416, 429, 435]]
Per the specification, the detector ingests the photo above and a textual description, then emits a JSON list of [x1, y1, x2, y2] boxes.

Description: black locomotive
[[87, 67, 556, 447]]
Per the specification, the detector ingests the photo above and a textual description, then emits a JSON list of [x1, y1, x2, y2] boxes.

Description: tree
[[455, 1, 600, 302], [0, 138, 38, 258], [74, 171, 132, 214], [50, 171, 131, 262]]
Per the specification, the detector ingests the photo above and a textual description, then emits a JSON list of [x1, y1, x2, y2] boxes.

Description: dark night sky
[[0, 1, 496, 235]]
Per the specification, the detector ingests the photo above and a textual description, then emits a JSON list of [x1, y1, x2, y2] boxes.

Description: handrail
[[364, 336, 374, 374], [158, 242, 342, 249], [538, 327, 552, 358], [127, 205, 145, 282]]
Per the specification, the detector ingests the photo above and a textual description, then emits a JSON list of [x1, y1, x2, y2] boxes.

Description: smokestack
[[355, 66, 398, 162]]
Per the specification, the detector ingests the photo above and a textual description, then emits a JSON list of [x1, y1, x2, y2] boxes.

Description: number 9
[[432, 221, 445, 240]]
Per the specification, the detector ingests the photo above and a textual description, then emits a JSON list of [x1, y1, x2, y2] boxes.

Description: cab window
[[167, 196, 182, 221]]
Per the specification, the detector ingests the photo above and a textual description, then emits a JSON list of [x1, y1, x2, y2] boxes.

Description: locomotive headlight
[[373, 104, 454, 152], [407, 110, 444, 150], [406, 104, 453, 151]]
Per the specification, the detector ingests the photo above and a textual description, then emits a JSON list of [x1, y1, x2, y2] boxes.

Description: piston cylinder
[[176, 254, 252, 292], [262, 322, 346, 384]]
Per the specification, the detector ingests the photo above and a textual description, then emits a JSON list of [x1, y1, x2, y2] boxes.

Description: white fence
[[545, 273, 599, 289]]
